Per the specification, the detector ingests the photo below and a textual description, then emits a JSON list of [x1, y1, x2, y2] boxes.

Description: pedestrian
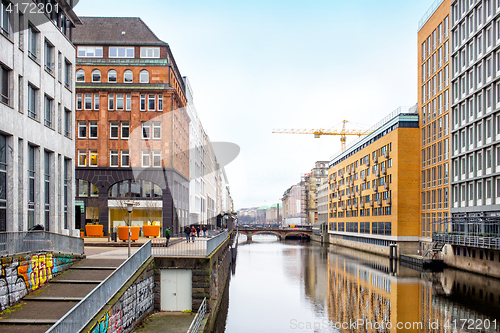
[[190, 226, 196, 242], [164, 227, 171, 247], [202, 225, 207, 237], [196, 226, 201, 237], [184, 225, 191, 242]]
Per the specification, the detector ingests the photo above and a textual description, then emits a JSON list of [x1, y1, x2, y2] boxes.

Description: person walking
[[184, 225, 191, 242], [190, 226, 196, 242], [202, 225, 207, 237], [164, 227, 171, 247]]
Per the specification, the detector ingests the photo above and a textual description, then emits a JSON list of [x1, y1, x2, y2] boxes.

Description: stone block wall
[[0, 252, 82, 312]]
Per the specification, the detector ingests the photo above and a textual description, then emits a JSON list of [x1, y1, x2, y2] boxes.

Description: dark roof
[[73, 17, 167, 46]]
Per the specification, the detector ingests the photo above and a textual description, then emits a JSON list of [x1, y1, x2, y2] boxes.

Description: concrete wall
[[443, 244, 500, 278], [0, 252, 82, 311], [153, 234, 232, 332], [327, 234, 419, 257], [82, 258, 155, 333]]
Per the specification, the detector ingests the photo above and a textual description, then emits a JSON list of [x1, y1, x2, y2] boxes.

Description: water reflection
[[222, 236, 500, 332]]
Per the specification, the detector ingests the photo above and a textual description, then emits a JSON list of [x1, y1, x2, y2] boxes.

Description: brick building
[[73, 17, 189, 235]]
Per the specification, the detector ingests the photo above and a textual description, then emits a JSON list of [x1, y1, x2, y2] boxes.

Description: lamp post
[[126, 202, 134, 258]]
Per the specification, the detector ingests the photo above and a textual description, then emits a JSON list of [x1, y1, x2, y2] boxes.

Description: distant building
[[316, 178, 329, 227], [0, 2, 80, 233], [303, 161, 329, 225], [282, 183, 306, 226]]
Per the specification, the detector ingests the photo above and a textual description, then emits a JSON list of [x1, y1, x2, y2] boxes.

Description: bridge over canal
[[238, 227, 311, 241]]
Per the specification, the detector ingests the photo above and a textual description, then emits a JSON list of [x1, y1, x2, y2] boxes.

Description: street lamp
[[126, 202, 134, 258]]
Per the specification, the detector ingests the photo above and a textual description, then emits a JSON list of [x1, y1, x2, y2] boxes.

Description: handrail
[[46, 240, 152, 333], [187, 297, 207, 333], [0, 231, 84, 256]]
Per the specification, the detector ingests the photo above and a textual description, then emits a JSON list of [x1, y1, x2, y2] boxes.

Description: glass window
[[110, 122, 119, 139], [153, 151, 161, 167], [89, 122, 97, 138], [108, 94, 114, 110], [121, 122, 129, 139], [142, 150, 150, 167], [158, 94, 163, 111], [124, 70, 133, 83], [28, 84, 38, 119], [76, 94, 82, 110], [78, 122, 86, 138], [126, 94, 131, 111], [108, 70, 117, 83], [78, 150, 87, 166], [94, 94, 99, 110], [92, 69, 101, 82], [140, 95, 146, 111], [142, 122, 150, 139], [84, 94, 92, 110], [140, 70, 149, 83], [153, 122, 161, 139], [110, 150, 119, 167], [116, 94, 124, 110], [148, 94, 155, 110], [1, 1, 11, 37], [78, 180, 88, 197], [76, 69, 85, 82], [90, 150, 98, 166], [44, 95, 53, 128], [121, 150, 129, 167], [28, 25, 38, 59]]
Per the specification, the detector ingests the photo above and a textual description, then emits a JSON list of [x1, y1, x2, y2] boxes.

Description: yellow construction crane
[[272, 120, 372, 152]]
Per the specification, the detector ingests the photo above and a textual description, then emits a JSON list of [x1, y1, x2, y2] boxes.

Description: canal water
[[218, 235, 500, 333]]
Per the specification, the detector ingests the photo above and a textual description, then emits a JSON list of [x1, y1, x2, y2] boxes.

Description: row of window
[[76, 69, 150, 84], [422, 115, 450, 147], [452, 146, 500, 177], [76, 93, 163, 111], [452, 114, 499, 151], [422, 163, 450, 188], [421, 188, 450, 211], [452, 177, 500, 203], [422, 42, 450, 83], [77, 46, 161, 59], [77, 121, 162, 140], [329, 221, 392, 236], [422, 68, 450, 105], [452, 85, 500, 129], [422, 15, 449, 61], [77, 149, 162, 168]]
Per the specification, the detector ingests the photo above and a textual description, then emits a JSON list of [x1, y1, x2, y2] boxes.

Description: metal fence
[[187, 297, 207, 333], [46, 240, 152, 333], [151, 231, 229, 257], [0, 231, 84, 256], [433, 217, 500, 250]]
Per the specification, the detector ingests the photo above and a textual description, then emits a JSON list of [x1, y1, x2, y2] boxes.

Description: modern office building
[[327, 106, 420, 256], [0, 1, 79, 234], [418, 0, 452, 249], [73, 17, 189, 235]]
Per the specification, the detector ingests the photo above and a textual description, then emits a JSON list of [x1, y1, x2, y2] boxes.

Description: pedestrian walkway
[[0, 247, 124, 333], [133, 312, 196, 333]]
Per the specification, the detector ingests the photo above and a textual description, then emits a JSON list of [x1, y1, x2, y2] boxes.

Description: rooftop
[[418, 0, 446, 32], [73, 17, 167, 46]]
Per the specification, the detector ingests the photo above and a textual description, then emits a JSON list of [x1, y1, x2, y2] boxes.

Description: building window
[[77, 46, 103, 58], [94, 94, 99, 110], [110, 150, 119, 167], [158, 94, 163, 111], [84, 94, 92, 110], [140, 94, 146, 111], [76, 69, 85, 82], [90, 150, 97, 166], [109, 46, 134, 58], [142, 122, 150, 139], [153, 122, 161, 139], [63, 159, 70, 229], [76, 93, 82, 110], [0, 134, 7, 231], [121, 150, 129, 167], [148, 94, 155, 111], [44, 40, 55, 74], [44, 151, 50, 231], [142, 150, 150, 167], [108, 70, 117, 83], [140, 47, 160, 58], [64, 108, 71, 138], [153, 151, 161, 167], [1, 0, 10, 38], [116, 94, 124, 110], [126, 94, 131, 111], [89, 121, 97, 138], [121, 122, 129, 139], [44, 95, 53, 128], [27, 83, 38, 119], [78, 122, 86, 138], [110, 122, 119, 139], [28, 145, 36, 229], [140, 70, 149, 83], [108, 93, 114, 110], [92, 69, 101, 82], [0, 64, 9, 105], [78, 150, 86, 167], [28, 24, 38, 60], [124, 70, 133, 83], [64, 60, 71, 89]]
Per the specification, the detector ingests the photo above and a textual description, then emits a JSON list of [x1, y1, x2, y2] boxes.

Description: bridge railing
[[151, 231, 229, 257]]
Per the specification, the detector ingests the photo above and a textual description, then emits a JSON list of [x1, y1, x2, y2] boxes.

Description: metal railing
[[433, 217, 500, 250], [47, 240, 152, 333], [0, 231, 84, 256], [187, 297, 207, 333], [151, 231, 229, 257], [418, 0, 445, 32]]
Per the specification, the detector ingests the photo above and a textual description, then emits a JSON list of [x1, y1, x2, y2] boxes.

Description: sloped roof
[[73, 17, 167, 46]]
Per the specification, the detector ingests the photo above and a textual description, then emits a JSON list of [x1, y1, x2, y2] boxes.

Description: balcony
[[432, 217, 500, 250]]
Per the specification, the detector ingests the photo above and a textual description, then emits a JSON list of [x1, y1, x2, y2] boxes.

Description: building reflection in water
[[303, 245, 500, 332]]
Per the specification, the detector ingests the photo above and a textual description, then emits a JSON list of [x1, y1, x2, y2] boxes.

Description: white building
[[0, 1, 79, 234], [184, 77, 225, 227]]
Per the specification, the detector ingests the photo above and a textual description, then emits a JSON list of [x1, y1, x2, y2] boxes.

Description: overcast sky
[[75, 0, 435, 210]]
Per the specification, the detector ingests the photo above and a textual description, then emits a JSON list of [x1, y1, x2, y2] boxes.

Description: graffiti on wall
[[88, 275, 154, 333], [0, 253, 76, 312]]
